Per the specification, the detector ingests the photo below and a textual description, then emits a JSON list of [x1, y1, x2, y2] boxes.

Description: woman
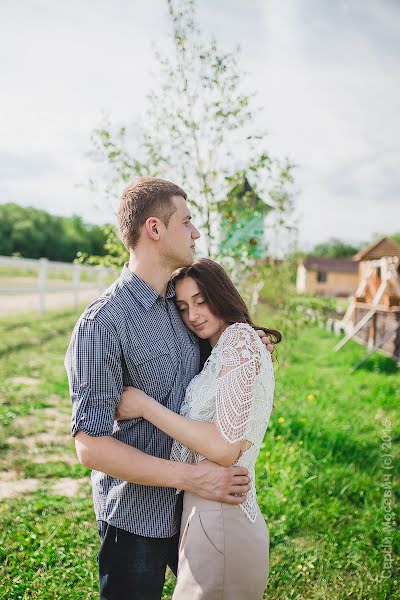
[[116, 258, 281, 599]]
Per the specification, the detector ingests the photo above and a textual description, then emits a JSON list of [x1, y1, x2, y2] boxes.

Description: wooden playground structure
[[334, 237, 400, 368]]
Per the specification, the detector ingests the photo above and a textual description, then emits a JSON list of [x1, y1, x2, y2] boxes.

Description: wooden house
[[296, 256, 358, 297], [352, 237, 400, 307], [335, 237, 400, 362]]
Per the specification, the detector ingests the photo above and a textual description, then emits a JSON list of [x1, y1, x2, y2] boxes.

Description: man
[[65, 177, 274, 600]]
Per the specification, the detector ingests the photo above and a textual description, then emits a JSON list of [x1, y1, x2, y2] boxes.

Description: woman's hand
[[115, 387, 151, 420], [255, 329, 275, 362]]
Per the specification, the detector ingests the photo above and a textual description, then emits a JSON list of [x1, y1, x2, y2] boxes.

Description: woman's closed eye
[[177, 300, 205, 312]]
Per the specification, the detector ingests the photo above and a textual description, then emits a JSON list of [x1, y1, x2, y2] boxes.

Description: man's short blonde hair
[[118, 177, 187, 250]]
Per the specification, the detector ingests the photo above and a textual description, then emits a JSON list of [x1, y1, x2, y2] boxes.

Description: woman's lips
[[193, 322, 206, 330]]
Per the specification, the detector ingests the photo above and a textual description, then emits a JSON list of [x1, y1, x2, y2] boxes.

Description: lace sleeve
[[213, 324, 263, 445]]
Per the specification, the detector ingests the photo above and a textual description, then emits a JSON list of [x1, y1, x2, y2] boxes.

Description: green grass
[[254, 304, 400, 599], [0, 306, 399, 599]]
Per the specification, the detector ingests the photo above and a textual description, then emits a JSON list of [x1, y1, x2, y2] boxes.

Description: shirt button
[[80, 413, 87, 420], [80, 383, 88, 389]]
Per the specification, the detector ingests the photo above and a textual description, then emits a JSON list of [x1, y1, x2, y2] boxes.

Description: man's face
[[160, 196, 200, 269]]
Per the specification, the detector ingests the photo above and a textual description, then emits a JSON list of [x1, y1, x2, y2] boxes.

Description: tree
[[311, 238, 361, 259], [390, 233, 400, 246], [0, 203, 110, 262], [372, 232, 400, 247], [89, 0, 297, 296]]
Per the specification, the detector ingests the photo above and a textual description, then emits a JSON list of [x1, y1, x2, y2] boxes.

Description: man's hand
[[185, 459, 250, 505], [255, 329, 275, 362]]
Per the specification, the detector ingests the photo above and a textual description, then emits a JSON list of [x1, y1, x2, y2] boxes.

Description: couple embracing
[[65, 177, 281, 599]]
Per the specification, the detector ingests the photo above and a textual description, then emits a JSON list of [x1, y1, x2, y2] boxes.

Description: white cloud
[[0, 0, 170, 222], [255, 0, 400, 247], [0, 0, 399, 248]]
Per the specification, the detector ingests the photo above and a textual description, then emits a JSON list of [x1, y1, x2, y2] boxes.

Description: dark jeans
[[97, 520, 179, 600]]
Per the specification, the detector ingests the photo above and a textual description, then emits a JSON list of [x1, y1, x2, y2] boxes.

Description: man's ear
[[144, 217, 161, 241]]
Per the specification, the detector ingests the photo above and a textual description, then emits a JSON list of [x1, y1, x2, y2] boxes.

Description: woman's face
[[175, 276, 227, 346]]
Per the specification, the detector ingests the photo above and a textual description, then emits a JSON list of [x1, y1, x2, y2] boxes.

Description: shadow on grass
[[353, 353, 399, 374], [0, 306, 79, 329], [288, 420, 380, 472], [0, 325, 74, 358]]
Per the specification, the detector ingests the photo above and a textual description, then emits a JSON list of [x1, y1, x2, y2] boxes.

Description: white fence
[[0, 255, 116, 314]]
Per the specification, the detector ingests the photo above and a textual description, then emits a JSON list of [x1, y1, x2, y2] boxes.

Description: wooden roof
[[353, 237, 400, 261], [303, 256, 358, 274]]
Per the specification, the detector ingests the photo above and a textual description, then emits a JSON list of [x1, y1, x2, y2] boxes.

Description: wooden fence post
[[38, 258, 48, 313], [72, 263, 81, 309], [97, 266, 107, 293], [0, 255, 116, 316]]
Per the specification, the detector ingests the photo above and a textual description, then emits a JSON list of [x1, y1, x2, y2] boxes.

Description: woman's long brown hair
[[171, 258, 282, 346]]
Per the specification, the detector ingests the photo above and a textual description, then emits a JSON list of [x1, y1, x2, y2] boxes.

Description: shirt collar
[[120, 263, 176, 311]]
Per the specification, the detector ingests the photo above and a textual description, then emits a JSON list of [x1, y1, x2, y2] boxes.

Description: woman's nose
[[188, 306, 199, 321]]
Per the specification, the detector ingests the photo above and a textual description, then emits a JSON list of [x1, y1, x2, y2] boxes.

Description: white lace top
[[171, 322, 275, 523]]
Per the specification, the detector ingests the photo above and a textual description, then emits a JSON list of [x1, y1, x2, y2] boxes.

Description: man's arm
[[75, 432, 250, 504], [66, 317, 250, 503]]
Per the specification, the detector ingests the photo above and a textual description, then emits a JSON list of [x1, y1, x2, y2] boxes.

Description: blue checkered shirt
[[64, 264, 200, 538]]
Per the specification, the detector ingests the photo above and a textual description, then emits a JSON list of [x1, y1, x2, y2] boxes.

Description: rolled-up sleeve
[[65, 318, 123, 437]]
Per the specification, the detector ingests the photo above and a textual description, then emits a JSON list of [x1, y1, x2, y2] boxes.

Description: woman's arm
[[116, 388, 246, 467], [117, 324, 263, 466], [146, 396, 247, 467]]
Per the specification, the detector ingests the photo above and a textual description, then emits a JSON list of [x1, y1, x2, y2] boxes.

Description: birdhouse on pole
[[218, 173, 273, 259]]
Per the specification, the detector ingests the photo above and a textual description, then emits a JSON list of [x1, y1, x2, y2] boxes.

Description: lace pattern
[[171, 322, 275, 523]]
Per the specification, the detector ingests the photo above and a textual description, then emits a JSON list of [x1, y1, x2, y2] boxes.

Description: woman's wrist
[[142, 394, 157, 421]]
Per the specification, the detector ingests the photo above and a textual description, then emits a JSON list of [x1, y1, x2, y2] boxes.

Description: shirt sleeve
[[213, 325, 262, 445], [64, 317, 123, 437]]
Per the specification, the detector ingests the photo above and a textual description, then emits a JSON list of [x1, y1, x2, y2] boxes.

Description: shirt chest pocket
[[127, 342, 176, 400]]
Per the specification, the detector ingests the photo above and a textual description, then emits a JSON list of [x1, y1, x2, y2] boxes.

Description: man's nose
[[191, 225, 200, 239]]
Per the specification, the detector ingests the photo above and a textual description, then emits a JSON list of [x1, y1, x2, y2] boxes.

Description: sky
[[1, 0, 399, 252]]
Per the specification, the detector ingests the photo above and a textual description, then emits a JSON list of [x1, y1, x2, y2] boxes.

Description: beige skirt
[[172, 491, 269, 600]]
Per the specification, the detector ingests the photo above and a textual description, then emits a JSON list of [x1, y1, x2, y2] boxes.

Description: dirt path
[[0, 471, 88, 499], [0, 289, 100, 316]]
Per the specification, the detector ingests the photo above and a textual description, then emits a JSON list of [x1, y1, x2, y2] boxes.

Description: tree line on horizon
[[310, 233, 400, 259], [1, 202, 398, 264], [0, 203, 110, 263]]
